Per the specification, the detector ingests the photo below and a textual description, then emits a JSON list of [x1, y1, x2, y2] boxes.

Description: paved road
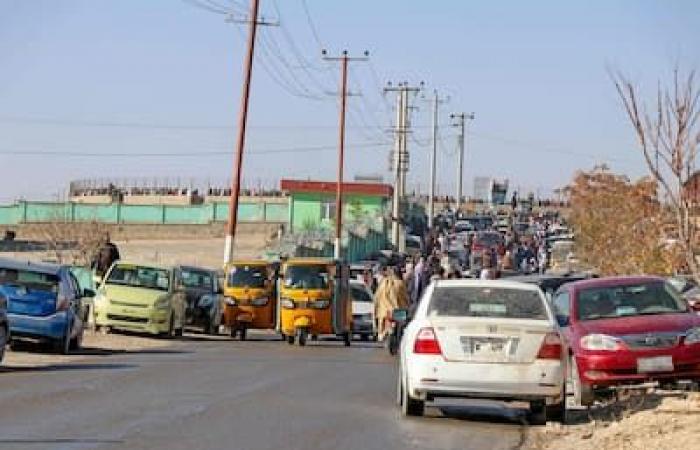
[[0, 333, 529, 450]]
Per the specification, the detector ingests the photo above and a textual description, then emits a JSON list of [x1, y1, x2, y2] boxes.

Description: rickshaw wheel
[[239, 328, 247, 341], [286, 335, 295, 345], [297, 329, 308, 346]]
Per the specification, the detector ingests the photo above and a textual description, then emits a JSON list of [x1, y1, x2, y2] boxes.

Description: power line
[[299, 0, 324, 48], [0, 141, 389, 158]]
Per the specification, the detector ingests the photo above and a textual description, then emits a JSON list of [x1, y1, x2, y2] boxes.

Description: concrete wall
[[0, 200, 289, 226]]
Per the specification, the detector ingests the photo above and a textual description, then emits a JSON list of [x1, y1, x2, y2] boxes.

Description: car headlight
[[685, 327, 700, 345], [251, 297, 268, 307], [224, 297, 237, 306], [154, 296, 171, 310], [309, 299, 330, 309], [280, 298, 295, 309], [580, 334, 624, 351]]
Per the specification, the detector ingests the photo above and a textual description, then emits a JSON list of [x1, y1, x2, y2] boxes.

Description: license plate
[[460, 336, 508, 356], [637, 356, 673, 373]]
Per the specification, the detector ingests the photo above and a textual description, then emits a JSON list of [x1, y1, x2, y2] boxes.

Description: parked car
[[173, 265, 223, 335], [552, 276, 700, 410], [0, 258, 88, 354], [94, 262, 185, 337], [507, 273, 594, 301], [0, 286, 7, 363], [398, 279, 564, 424], [70, 265, 97, 327], [350, 280, 375, 341]]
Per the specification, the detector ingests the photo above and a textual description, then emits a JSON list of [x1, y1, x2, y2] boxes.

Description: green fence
[[0, 200, 288, 225]]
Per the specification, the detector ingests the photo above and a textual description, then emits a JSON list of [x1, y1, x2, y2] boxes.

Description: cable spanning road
[[0, 333, 528, 450]]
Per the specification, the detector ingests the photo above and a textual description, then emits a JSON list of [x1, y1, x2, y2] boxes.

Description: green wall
[[0, 200, 288, 225]]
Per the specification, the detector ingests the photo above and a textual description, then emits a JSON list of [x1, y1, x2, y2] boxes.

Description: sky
[[0, 0, 699, 202]]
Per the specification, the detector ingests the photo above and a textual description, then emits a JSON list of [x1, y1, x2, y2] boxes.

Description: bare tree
[[612, 68, 700, 279]]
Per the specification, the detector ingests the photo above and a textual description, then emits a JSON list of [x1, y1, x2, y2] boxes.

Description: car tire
[[343, 332, 351, 347], [175, 327, 184, 338], [360, 333, 369, 341], [528, 401, 547, 426], [0, 326, 7, 363], [286, 334, 295, 345], [54, 325, 71, 355], [69, 329, 83, 351], [400, 369, 424, 417]]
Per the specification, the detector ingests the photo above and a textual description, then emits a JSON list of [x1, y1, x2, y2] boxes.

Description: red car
[[552, 276, 700, 407]]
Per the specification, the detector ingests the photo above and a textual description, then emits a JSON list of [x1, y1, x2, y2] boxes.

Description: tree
[[567, 166, 678, 276], [612, 68, 700, 279]]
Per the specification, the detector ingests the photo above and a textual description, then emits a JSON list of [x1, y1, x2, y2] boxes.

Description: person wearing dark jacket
[[92, 234, 121, 278]]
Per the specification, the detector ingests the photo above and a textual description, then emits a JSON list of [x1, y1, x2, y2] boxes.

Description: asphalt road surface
[[0, 333, 530, 450]]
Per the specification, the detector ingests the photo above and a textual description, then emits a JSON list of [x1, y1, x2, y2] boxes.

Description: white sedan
[[397, 279, 564, 424]]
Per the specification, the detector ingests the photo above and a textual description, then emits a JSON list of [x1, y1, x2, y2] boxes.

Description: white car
[[350, 281, 375, 341], [397, 279, 564, 424]]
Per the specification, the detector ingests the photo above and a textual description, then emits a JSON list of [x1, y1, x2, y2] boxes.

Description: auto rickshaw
[[222, 260, 278, 340], [278, 258, 352, 347]]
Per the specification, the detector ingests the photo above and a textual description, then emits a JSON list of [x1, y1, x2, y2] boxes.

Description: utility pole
[[323, 50, 369, 260], [450, 112, 474, 211], [223, 0, 274, 264], [385, 82, 422, 250], [428, 90, 448, 228]]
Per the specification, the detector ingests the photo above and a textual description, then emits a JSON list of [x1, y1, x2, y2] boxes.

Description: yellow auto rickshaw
[[222, 260, 278, 340], [278, 258, 352, 346]]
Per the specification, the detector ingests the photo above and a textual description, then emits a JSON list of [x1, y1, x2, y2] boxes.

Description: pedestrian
[[91, 232, 120, 279], [374, 267, 409, 342]]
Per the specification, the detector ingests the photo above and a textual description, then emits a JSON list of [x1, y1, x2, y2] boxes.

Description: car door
[[65, 271, 83, 338]]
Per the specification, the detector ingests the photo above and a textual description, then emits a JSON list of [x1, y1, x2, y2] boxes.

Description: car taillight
[[537, 332, 562, 359], [56, 294, 70, 311], [413, 327, 443, 355]]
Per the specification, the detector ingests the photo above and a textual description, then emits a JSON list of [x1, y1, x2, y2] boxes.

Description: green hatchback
[[94, 262, 185, 336]]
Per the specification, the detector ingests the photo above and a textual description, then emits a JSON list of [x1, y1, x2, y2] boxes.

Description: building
[[473, 177, 491, 202], [280, 179, 393, 233]]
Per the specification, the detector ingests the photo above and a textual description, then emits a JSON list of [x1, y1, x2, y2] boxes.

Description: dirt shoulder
[[3, 331, 176, 368], [525, 392, 700, 450]]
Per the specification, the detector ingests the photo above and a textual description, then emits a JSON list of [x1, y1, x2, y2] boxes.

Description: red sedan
[[552, 276, 700, 407]]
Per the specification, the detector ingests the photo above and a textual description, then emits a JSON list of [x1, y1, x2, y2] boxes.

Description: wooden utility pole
[[322, 50, 369, 260], [224, 0, 261, 264]]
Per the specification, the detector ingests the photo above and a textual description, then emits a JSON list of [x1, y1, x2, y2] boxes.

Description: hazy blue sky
[[1, 0, 699, 201]]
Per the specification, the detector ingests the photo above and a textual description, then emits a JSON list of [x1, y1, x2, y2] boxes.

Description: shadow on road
[[435, 404, 528, 425], [0, 362, 137, 374], [74, 347, 192, 356], [0, 438, 124, 445]]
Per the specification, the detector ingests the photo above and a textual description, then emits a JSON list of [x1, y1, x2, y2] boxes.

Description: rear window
[[350, 285, 373, 303], [0, 268, 60, 293], [427, 286, 547, 320]]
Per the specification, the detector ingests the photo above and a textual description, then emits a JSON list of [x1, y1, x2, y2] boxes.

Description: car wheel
[[286, 334, 295, 345], [69, 329, 83, 351], [360, 333, 369, 342], [54, 325, 71, 355], [175, 327, 184, 338], [0, 326, 7, 363], [528, 401, 547, 426], [343, 332, 351, 347], [401, 372, 424, 417]]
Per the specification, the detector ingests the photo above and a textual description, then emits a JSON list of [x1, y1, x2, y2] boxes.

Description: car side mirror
[[82, 288, 96, 298], [392, 308, 409, 322]]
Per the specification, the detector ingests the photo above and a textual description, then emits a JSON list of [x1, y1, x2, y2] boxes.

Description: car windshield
[[106, 265, 170, 291], [428, 286, 547, 319], [284, 265, 329, 290], [350, 285, 372, 303], [0, 267, 60, 293], [179, 270, 213, 290], [576, 282, 688, 321], [228, 265, 266, 288]]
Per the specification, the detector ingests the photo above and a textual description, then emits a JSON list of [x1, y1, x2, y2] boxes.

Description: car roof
[[565, 275, 665, 291], [432, 279, 543, 293], [112, 261, 171, 271], [0, 257, 63, 276]]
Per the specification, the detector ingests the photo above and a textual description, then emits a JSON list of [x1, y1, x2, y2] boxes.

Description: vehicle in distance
[[398, 279, 564, 424], [552, 276, 700, 407], [350, 280, 375, 341], [0, 281, 8, 363], [173, 265, 223, 335], [0, 258, 87, 354], [94, 262, 185, 337], [469, 231, 504, 273]]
